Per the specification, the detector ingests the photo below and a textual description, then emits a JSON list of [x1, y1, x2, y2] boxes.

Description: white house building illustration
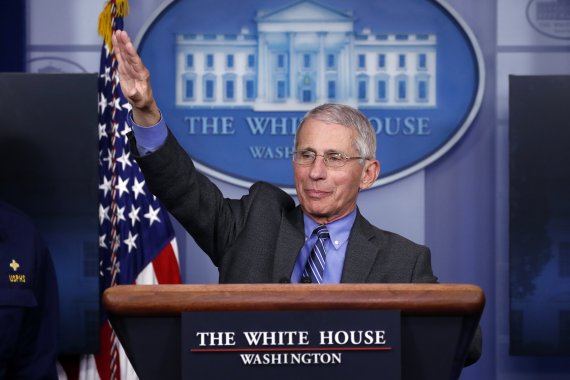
[[175, 0, 437, 111]]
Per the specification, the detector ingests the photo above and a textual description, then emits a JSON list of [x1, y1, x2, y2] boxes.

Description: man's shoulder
[[249, 181, 296, 210], [356, 212, 427, 251]]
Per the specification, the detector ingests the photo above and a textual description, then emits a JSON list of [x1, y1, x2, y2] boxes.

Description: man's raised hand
[[112, 30, 160, 127]]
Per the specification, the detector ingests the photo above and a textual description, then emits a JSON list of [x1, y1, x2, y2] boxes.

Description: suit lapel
[[272, 206, 305, 282], [341, 211, 381, 283]]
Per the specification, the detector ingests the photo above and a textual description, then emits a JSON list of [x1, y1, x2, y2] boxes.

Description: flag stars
[[111, 121, 122, 140], [99, 176, 112, 197], [120, 127, 131, 146], [99, 234, 108, 249], [111, 234, 121, 251], [98, 31, 179, 292], [116, 177, 130, 197], [110, 97, 123, 112], [123, 231, 138, 253], [121, 122, 132, 139], [144, 205, 161, 226], [98, 123, 108, 140], [106, 260, 120, 275], [102, 148, 114, 170], [116, 206, 127, 223], [132, 178, 146, 200], [128, 205, 141, 227], [98, 93, 108, 114], [99, 204, 110, 225], [115, 151, 132, 171], [100, 66, 111, 86], [104, 43, 111, 58]]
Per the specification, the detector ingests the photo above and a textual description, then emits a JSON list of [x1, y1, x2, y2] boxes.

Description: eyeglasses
[[293, 150, 367, 168]]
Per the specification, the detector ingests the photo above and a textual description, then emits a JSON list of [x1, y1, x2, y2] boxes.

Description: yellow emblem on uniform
[[9, 259, 20, 272], [9, 274, 26, 283], [8, 260, 25, 282]]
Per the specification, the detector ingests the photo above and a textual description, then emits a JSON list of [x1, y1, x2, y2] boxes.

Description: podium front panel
[[104, 283, 484, 380]]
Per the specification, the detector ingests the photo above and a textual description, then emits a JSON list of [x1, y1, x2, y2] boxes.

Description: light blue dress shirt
[[290, 211, 356, 284], [127, 111, 168, 155]]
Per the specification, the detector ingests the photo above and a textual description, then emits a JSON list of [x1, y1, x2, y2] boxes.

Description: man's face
[[293, 118, 379, 224]]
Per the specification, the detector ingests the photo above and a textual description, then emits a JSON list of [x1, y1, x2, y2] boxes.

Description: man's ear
[[360, 159, 380, 190]]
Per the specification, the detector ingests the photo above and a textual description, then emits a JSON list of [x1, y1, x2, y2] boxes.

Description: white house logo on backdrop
[[526, 0, 570, 39], [175, 2, 437, 111], [137, 0, 484, 192]]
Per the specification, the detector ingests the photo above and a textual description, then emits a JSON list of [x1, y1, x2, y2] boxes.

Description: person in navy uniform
[[0, 201, 59, 379]]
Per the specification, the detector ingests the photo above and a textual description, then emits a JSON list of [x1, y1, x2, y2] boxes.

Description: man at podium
[[112, 30, 480, 365]]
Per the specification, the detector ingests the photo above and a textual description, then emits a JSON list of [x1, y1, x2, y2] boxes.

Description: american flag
[[79, 1, 181, 379]]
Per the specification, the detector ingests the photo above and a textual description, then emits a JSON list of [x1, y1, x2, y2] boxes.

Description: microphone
[[301, 276, 312, 284]]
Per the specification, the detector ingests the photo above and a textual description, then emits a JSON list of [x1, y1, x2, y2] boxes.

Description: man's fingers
[[113, 30, 147, 80], [115, 31, 140, 67], [113, 31, 132, 78], [111, 29, 156, 111], [112, 33, 126, 72]]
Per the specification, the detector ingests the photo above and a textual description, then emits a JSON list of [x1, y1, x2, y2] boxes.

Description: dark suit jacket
[[130, 130, 481, 364], [131, 131, 437, 284]]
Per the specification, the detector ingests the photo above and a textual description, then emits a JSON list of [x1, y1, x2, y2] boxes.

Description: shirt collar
[[303, 209, 357, 250]]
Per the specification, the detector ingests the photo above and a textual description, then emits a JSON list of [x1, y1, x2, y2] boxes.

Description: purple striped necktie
[[302, 225, 330, 284]]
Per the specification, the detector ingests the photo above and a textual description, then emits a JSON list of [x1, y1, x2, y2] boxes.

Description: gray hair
[[294, 103, 377, 160]]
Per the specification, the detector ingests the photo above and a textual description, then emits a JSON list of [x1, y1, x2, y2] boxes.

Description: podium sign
[[103, 284, 484, 379], [182, 310, 401, 379]]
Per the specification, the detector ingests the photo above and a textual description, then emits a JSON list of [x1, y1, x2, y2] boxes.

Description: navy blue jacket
[[0, 202, 58, 379]]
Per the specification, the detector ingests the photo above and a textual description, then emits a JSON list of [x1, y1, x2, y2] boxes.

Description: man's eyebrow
[[298, 147, 346, 154]]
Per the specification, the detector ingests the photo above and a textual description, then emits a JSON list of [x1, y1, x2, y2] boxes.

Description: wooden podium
[[103, 283, 484, 380]]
